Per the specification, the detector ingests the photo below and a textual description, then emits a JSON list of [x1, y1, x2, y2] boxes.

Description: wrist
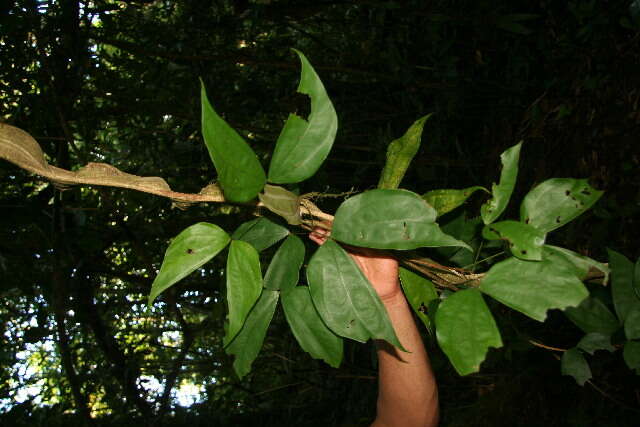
[[379, 287, 406, 307]]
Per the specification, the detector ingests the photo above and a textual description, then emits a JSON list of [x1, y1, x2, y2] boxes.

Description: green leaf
[[422, 186, 487, 217], [609, 249, 640, 323], [332, 189, 471, 251], [481, 142, 522, 225], [282, 286, 343, 368], [480, 256, 589, 322], [149, 223, 230, 305], [225, 289, 279, 379], [623, 341, 640, 374], [267, 50, 338, 184], [436, 213, 482, 268], [544, 245, 610, 284], [258, 184, 301, 225], [306, 240, 402, 348], [577, 333, 615, 355], [263, 234, 305, 293], [564, 297, 619, 335], [435, 289, 502, 376], [231, 217, 289, 252], [634, 256, 640, 299], [625, 308, 640, 340], [200, 81, 266, 202], [561, 348, 592, 386], [377, 114, 431, 190], [399, 267, 438, 334], [224, 240, 263, 345], [481, 220, 546, 261], [520, 178, 603, 233]]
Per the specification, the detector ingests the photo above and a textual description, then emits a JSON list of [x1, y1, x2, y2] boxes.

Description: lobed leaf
[[225, 289, 279, 379], [482, 220, 546, 261], [520, 178, 603, 233], [263, 234, 305, 293], [564, 297, 620, 335], [561, 348, 592, 386], [258, 184, 301, 225], [306, 240, 402, 348], [399, 267, 438, 334], [201, 81, 266, 202], [332, 189, 470, 251], [224, 240, 263, 345], [377, 114, 431, 190], [282, 286, 343, 368], [268, 50, 338, 184], [148, 223, 230, 305], [422, 186, 487, 217], [232, 217, 289, 252], [435, 289, 503, 376], [481, 142, 522, 225]]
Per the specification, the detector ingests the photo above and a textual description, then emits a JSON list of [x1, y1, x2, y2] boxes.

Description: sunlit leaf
[[422, 186, 487, 217], [225, 289, 279, 379], [332, 189, 470, 251], [520, 178, 603, 233], [481, 142, 522, 225], [263, 234, 305, 293], [282, 286, 343, 367], [201, 81, 266, 202], [306, 240, 402, 348], [544, 245, 609, 284], [623, 341, 640, 374], [561, 348, 592, 386], [399, 267, 438, 334], [148, 223, 230, 305], [577, 333, 615, 355], [258, 184, 301, 225], [435, 289, 502, 375], [232, 217, 289, 252], [378, 114, 431, 190], [608, 249, 640, 323], [564, 297, 619, 335], [268, 49, 338, 184], [224, 240, 263, 345], [480, 255, 588, 322], [481, 220, 546, 261]]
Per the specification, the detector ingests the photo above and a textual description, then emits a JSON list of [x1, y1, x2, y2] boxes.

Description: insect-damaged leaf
[[201, 81, 266, 202], [149, 223, 230, 305], [332, 189, 471, 251], [306, 240, 402, 348], [378, 114, 431, 190], [481, 220, 546, 261], [481, 142, 522, 225], [422, 186, 488, 217], [561, 348, 592, 386], [225, 289, 279, 379], [282, 286, 343, 368], [258, 184, 301, 225], [399, 267, 438, 334], [267, 50, 338, 184], [520, 178, 603, 233], [544, 245, 610, 284], [263, 234, 305, 293], [232, 217, 289, 252], [224, 240, 263, 345], [435, 289, 502, 376]]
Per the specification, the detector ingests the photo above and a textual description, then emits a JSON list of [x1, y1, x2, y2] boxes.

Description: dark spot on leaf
[[509, 242, 514, 247], [525, 217, 530, 224], [565, 190, 571, 196], [556, 216, 561, 223], [521, 250, 527, 255], [186, 248, 194, 254], [581, 189, 591, 196], [418, 303, 427, 314]]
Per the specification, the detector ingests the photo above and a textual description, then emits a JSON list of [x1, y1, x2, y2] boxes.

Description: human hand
[[309, 227, 401, 301]]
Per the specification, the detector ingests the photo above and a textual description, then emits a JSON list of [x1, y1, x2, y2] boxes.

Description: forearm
[[372, 290, 439, 427]]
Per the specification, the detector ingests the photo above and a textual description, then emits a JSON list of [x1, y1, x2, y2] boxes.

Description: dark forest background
[[1, 1, 639, 426]]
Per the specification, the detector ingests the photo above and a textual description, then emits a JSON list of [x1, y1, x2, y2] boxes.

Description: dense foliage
[[1, 1, 640, 425]]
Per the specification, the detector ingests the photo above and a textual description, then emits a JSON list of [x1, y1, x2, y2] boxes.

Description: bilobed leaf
[[544, 245, 610, 284], [480, 256, 589, 322], [378, 115, 431, 190], [422, 186, 487, 217], [561, 348, 592, 386], [564, 297, 620, 335], [306, 240, 402, 348], [149, 223, 230, 305], [435, 289, 502, 376], [332, 189, 471, 251], [224, 240, 263, 345], [481, 142, 522, 225], [481, 220, 546, 261], [232, 217, 289, 252], [282, 286, 343, 367], [608, 249, 640, 323], [258, 184, 301, 225], [520, 178, 603, 233], [623, 341, 640, 374], [577, 333, 615, 355], [225, 289, 279, 379], [263, 234, 305, 293], [399, 267, 438, 334], [268, 50, 338, 184]]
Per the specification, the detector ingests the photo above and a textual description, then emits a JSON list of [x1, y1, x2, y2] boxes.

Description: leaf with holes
[[561, 348, 592, 386], [232, 217, 289, 252], [482, 220, 546, 261], [263, 234, 305, 293], [577, 333, 615, 355], [423, 186, 487, 217], [399, 267, 438, 334], [481, 142, 522, 225], [149, 223, 230, 305]]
